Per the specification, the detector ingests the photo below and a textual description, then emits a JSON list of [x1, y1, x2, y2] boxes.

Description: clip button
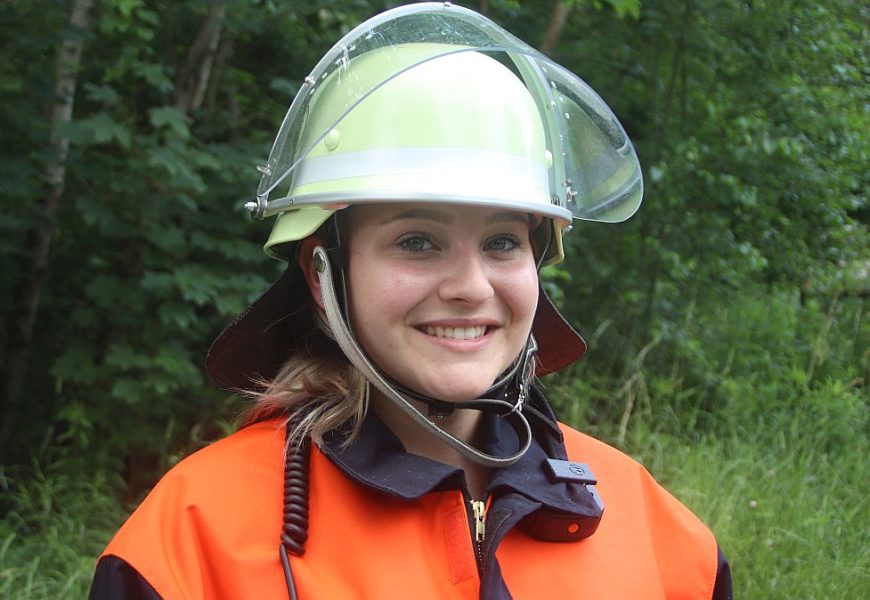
[[544, 459, 598, 486]]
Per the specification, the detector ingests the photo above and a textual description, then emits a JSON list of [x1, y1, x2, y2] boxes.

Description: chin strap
[[314, 246, 533, 468]]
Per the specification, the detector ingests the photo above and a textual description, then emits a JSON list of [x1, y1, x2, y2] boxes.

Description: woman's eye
[[398, 233, 434, 253], [486, 235, 521, 252]]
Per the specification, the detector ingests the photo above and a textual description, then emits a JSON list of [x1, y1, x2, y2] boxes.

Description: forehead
[[343, 203, 533, 229]]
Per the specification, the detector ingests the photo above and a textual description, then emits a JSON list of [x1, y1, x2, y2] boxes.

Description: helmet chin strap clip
[[313, 245, 534, 469], [506, 335, 538, 417], [427, 400, 457, 419]]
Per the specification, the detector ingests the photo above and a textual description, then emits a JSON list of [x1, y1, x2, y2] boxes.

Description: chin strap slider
[[507, 336, 538, 416]]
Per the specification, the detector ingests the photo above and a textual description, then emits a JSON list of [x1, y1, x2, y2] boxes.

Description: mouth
[[422, 325, 488, 340]]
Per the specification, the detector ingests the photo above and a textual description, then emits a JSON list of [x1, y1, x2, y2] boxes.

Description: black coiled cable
[[280, 422, 311, 600]]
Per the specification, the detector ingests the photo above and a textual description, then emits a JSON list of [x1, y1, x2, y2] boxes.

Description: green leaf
[[117, 0, 145, 17], [154, 346, 200, 380], [71, 112, 132, 148], [159, 302, 196, 329], [105, 343, 151, 370], [134, 62, 173, 93], [111, 378, 145, 404], [605, 0, 641, 20], [148, 107, 191, 139], [82, 83, 121, 107]]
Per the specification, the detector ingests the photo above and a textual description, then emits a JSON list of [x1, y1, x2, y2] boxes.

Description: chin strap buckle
[[509, 389, 526, 415], [427, 400, 456, 419], [507, 336, 539, 416]]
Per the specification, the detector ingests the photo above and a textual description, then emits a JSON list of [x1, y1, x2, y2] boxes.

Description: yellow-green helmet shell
[[251, 2, 643, 266]]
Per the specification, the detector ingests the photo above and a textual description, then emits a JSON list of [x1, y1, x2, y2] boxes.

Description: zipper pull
[[471, 499, 486, 543]]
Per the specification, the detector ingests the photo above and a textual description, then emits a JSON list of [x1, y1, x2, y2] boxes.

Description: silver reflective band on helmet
[[289, 147, 549, 212], [247, 2, 643, 240]]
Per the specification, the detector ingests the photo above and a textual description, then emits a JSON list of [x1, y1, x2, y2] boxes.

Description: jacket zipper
[[469, 496, 487, 569]]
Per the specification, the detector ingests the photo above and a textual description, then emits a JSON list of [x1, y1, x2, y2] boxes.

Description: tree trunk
[[205, 37, 233, 112], [173, 2, 226, 114], [540, 1, 573, 55], [0, 0, 95, 457]]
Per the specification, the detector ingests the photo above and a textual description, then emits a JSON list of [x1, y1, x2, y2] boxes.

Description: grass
[[622, 425, 868, 599], [0, 456, 125, 599]]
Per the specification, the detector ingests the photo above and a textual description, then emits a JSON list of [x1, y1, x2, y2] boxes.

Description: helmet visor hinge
[[245, 193, 268, 220]]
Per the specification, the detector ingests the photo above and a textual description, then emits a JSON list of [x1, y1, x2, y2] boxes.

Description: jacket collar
[[319, 402, 598, 519]]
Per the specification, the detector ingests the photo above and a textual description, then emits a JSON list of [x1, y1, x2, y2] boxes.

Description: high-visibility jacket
[[91, 411, 732, 599]]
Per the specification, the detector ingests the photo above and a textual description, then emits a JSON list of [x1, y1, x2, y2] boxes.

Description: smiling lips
[[423, 325, 488, 340]]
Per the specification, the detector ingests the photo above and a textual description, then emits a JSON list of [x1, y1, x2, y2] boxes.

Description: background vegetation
[[1, 0, 866, 597]]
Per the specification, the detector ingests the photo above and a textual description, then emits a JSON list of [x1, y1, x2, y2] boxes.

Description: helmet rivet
[[544, 150, 553, 169], [324, 129, 341, 151], [313, 252, 326, 273]]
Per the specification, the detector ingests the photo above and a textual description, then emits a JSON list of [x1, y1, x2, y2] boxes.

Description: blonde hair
[[241, 305, 368, 449]]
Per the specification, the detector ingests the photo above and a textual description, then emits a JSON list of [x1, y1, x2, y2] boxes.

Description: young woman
[[91, 4, 732, 599]]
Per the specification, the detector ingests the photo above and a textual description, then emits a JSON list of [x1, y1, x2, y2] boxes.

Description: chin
[[417, 380, 496, 403]]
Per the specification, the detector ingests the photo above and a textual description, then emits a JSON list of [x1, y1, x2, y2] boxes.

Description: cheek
[[346, 260, 424, 329], [500, 265, 539, 325]]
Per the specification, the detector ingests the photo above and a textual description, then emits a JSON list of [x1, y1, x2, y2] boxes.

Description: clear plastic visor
[[254, 2, 642, 224]]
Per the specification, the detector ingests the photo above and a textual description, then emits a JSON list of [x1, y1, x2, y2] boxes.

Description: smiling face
[[342, 203, 539, 403]]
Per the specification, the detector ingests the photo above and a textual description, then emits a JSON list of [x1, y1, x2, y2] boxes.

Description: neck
[[370, 389, 490, 500]]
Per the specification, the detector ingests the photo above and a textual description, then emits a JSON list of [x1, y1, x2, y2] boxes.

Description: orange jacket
[[93, 415, 730, 599]]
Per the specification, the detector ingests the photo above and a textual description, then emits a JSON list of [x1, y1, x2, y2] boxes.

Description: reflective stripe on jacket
[[91, 414, 732, 599]]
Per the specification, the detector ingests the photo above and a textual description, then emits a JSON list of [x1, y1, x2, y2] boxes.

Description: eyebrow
[[379, 208, 531, 226]]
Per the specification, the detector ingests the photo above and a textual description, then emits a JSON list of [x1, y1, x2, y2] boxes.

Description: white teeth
[[424, 325, 486, 340]]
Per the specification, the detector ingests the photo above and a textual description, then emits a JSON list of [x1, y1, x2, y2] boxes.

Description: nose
[[437, 250, 495, 305]]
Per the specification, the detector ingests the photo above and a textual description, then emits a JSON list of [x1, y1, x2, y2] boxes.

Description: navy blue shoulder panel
[[89, 555, 162, 600], [713, 546, 734, 600]]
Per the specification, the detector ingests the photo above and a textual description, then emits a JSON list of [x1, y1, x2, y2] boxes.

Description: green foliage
[[550, 288, 869, 442], [551, 0, 867, 358]]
